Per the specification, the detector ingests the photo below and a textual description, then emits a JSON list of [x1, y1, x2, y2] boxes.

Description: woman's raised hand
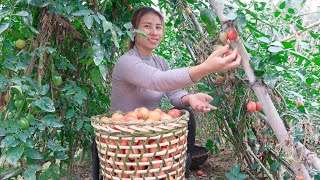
[[188, 44, 241, 82]]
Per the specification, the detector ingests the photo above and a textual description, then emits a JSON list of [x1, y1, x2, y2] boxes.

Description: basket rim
[[91, 109, 189, 126]]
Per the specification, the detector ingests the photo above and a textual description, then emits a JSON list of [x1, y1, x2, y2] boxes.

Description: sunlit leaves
[[264, 73, 280, 89], [24, 148, 43, 160], [84, 15, 93, 29], [5, 147, 24, 165], [34, 97, 55, 112], [42, 115, 63, 128], [0, 23, 9, 34]]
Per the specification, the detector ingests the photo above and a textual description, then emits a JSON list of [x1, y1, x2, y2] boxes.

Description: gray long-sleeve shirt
[[110, 46, 194, 113]]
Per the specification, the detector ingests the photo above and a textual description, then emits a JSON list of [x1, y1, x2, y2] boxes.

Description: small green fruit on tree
[[17, 118, 30, 129], [52, 75, 63, 87], [15, 39, 26, 49]]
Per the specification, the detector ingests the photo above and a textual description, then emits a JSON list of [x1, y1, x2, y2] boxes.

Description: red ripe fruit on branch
[[227, 29, 237, 40], [247, 101, 256, 112], [256, 102, 263, 111], [296, 101, 304, 107]]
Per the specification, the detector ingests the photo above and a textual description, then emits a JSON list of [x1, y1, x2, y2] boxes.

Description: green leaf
[[314, 58, 320, 66], [236, 13, 246, 27], [15, 11, 29, 16], [22, 164, 43, 180], [268, 46, 283, 53], [93, 44, 104, 66], [270, 161, 280, 172], [29, 25, 39, 34], [91, 68, 101, 86], [102, 20, 112, 33], [11, 85, 23, 95], [200, 8, 216, 26], [250, 56, 262, 70], [306, 78, 314, 85], [111, 27, 119, 48], [289, 50, 309, 60], [48, 140, 66, 151], [225, 11, 237, 20], [205, 139, 213, 152], [0, 136, 15, 148], [6, 147, 24, 165], [288, 8, 295, 14], [39, 85, 49, 95], [34, 97, 55, 112], [97, 12, 106, 21], [1, 168, 22, 179], [0, 23, 9, 34], [126, 30, 134, 41], [133, 29, 148, 38], [238, 173, 249, 180], [54, 151, 68, 160], [42, 114, 63, 128], [264, 74, 279, 89], [66, 109, 76, 119], [296, 71, 306, 83], [0, 74, 9, 92], [72, 10, 92, 16], [270, 41, 283, 47], [73, 89, 87, 105], [124, 22, 132, 29], [22, 169, 36, 180], [84, 15, 93, 29], [17, 132, 28, 142], [0, 127, 6, 136], [76, 119, 84, 131], [92, 15, 100, 24], [99, 64, 108, 82], [257, 37, 270, 43], [25, 148, 43, 159], [279, 2, 286, 9]]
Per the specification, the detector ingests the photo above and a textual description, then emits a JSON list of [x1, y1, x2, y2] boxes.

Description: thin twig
[[245, 143, 275, 180]]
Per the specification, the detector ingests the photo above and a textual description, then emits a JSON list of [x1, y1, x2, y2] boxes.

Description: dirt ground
[[187, 148, 232, 180]]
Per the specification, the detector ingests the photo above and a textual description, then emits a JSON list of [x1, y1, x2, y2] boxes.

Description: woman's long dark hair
[[129, 7, 164, 49]]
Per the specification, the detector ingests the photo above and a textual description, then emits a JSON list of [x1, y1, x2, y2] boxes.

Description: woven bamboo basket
[[91, 110, 189, 180]]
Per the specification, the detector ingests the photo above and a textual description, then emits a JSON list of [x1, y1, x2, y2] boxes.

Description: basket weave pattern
[[91, 110, 189, 180]]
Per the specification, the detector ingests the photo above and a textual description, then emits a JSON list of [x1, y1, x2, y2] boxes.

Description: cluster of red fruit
[[100, 107, 181, 123], [214, 29, 238, 85], [246, 101, 263, 112]]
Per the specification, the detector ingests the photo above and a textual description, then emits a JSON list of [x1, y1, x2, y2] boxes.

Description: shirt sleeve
[[166, 89, 189, 108], [114, 54, 194, 92]]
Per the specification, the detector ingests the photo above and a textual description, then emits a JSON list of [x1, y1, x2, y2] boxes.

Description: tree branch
[[210, 0, 314, 179], [281, 20, 320, 42]]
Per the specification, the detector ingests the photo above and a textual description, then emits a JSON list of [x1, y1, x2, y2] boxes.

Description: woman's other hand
[[182, 93, 217, 113]]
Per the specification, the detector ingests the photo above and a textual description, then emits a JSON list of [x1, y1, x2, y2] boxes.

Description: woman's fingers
[[224, 48, 238, 63], [212, 44, 230, 57]]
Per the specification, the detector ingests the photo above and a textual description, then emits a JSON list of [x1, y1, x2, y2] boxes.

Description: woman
[[93, 6, 241, 179]]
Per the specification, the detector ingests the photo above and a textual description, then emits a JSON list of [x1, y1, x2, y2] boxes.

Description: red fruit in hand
[[256, 102, 263, 111], [247, 101, 256, 112], [225, 49, 233, 56], [227, 29, 237, 40]]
